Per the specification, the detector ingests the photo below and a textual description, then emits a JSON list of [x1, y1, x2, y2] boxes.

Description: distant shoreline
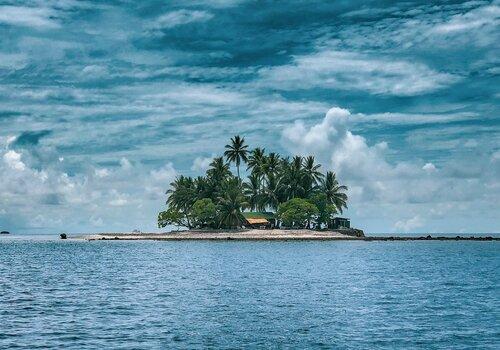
[[69, 229, 499, 241]]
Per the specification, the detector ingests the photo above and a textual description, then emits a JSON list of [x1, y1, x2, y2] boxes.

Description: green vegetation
[[277, 198, 319, 228], [158, 135, 348, 230]]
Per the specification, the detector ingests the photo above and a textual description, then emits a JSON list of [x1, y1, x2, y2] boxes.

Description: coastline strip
[[69, 231, 499, 242]]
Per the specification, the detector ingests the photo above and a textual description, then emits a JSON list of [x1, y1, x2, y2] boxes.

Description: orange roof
[[246, 218, 269, 225]]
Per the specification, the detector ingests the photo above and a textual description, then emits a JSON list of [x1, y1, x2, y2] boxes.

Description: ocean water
[[0, 236, 498, 349]]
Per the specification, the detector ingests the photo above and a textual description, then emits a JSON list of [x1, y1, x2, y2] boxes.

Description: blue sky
[[0, 0, 498, 234]]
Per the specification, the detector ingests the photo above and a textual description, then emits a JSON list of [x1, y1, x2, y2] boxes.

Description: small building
[[245, 217, 270, 228], [331, 217, 350, 229], [243, 212, 275, 229]]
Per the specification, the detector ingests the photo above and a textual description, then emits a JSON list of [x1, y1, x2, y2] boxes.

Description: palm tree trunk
[[237, 165, 240, 181]]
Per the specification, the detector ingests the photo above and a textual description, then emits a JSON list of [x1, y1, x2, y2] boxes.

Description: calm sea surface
[[1, 236, 499, 349]]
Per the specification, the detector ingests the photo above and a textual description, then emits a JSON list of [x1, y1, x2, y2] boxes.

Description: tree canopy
[[158, 136, 348, 230]]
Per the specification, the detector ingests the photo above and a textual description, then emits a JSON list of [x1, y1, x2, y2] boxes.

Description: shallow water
[[1, 237, 499, 349]]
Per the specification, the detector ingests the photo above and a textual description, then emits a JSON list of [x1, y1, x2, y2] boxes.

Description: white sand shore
[[74, 229, 361, 241]]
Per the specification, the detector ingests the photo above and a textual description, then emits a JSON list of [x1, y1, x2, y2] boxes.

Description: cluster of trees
[[158, 135, 348, 230]]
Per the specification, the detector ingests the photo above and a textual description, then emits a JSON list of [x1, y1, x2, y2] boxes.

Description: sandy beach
[[74, 229, 362, 241]]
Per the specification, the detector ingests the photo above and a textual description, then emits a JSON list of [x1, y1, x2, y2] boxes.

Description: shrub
[[277, 198, 319, 228], [191, 198, 217, 228]]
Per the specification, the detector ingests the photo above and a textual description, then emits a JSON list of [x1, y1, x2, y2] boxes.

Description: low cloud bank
[[282, 107, 499, 233]]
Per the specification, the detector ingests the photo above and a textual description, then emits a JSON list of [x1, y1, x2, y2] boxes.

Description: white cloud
[[394, 215, 424, 232], [282, 107, 392, 181], [95, 168, 110, 178], [81, 65, 108, 79], [259, 51, 459, 96], [281, 107, 500, 233], [422, 163, 436, 173], [356, 111, 477, 125], [149, 10, 213, 30], [0, 6, 59, 29], [3, 150, 26, 171], [0, 53, 28, 70], [145, 163, 178, 201], [108, 190, 129, 206], [120, 157, 132, 170], [191, 155, 214, 172], [5, 136, 17, 148], [433, 4, 499, 33], [150, 163, 176, 183], [0, 145, 170, 232]]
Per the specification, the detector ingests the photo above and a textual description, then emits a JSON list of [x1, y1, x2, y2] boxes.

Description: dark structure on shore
[[331, 217, 350, 229]]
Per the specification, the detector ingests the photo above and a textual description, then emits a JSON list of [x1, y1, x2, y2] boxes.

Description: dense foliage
[[158, 136, 348, 230]]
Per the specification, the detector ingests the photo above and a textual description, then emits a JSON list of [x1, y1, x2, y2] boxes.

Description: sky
[[0, 0, 499, 234]]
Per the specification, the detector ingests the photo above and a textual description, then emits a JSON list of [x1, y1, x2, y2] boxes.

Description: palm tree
[[243, 173, 262, 211], [166, 175, 196, 228], [262, 173, 280, 211], [262, 152, 280, 178], [194, 176, 210, 200], [302, 155, 323, 196], [278, 156, 306, 200], [217, 178, 248, 228], [320, 171, 348, 213], [247, 147, 266, 176], [166, 176, 195, 208], [161, 130, 354, 231], [291, 155, 302, 171], [224, 135, 249, 180], [206, 157, 232, 201], [207, 157, 231, 183]]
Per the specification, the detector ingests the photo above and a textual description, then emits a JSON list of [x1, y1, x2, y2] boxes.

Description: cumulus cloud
[[282, 107, 392, 181], [191, 155, 214, 173], [1, 148, 88, 214], [0, 139, 180, 232], [3, 150, 26, 171], [259, 51, 459, 96], [281, 107, 500, 232], [150, 163, 176, 182]]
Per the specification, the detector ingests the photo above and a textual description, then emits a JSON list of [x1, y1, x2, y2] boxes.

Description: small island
[[70, 135, 498, 242], [155, 135, 362, 238]]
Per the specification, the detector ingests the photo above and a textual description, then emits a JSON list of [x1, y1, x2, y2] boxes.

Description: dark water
[[1, 237, 499, 349]]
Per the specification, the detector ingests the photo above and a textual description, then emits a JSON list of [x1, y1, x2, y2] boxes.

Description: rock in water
[[60, 233, 67, 239]]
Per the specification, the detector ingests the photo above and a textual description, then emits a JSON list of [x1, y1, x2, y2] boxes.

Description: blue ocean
[[1, 236, 498, 349]]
